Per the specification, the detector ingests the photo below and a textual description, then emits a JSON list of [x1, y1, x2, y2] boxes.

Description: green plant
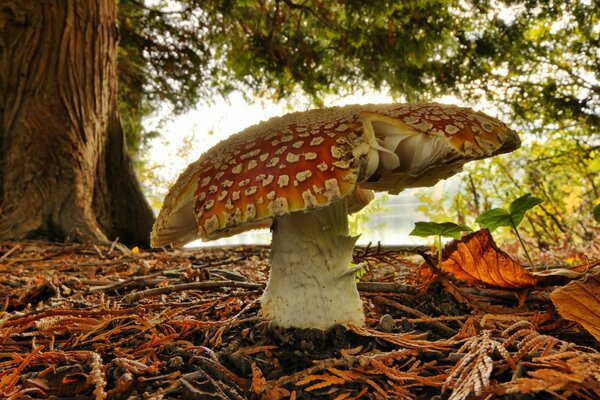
[[475, 194, 543, 269], [409, 222, 472, 266], [594, 203, 600, 224]]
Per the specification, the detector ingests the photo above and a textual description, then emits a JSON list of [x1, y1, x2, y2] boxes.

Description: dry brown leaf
[[250, 362, 267, 394], [262, 387, 291, 400], [440, 230, 537, 288], [551, 275, 600, 341]]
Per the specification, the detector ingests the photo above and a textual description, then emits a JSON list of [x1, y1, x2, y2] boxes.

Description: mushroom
[[151, 103, 520, 330]]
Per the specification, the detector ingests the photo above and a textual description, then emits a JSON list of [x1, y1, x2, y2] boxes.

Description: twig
[[373, 296, 457, 337], [121, 281, 265, 304], [356, 282, 417, 295]]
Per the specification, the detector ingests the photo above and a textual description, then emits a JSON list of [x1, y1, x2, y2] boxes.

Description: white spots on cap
[[204, 215, 219, 234], [296, 126, 307, 133], [317, 162, 328, 172], [286, 153, 300, 163], [312, 184, 323, 193], [240, 148, 261, 160], [403, 115, 420, 125], [246, 204, 256, 220], [414, 121, 434, 131], [271, 139, 280, 147], [331, 146, 344, 159], [208, 185, 218, 194], [257, 196, 264, 205], [476, 115, 495, 133], [266, 157, 279, 167], [296, 170, 312, 183], [197, 192, 206, 202], [270, 197, 289, 216], [324, 122, 335, 129], [292, 140, 304, 149], [259, 153, 269, 162], [215, 171, 225, 180], [275, 146, 288, 156], [200, 176, 211, 187], [304, 152, 317, 160], [332, 160, 351, 169], [232, 191, 241, 201], [232, 163, 243, 174], [222, 180, 234, 188], [310, 137, 325, 146], [226, 208, 242, 225], [203, 199, 215, 211], [239, 178, 250, 187], [324, 179, 341, 201], [335, 123, 349, 132], [245, 186, 258, 196], [343, 172, 357, 183], [244, 141, 256, 150], [326, 132, 336, 138], [445, 124, 460, 135], [280, 134, 294, 143], [266, 191, 276, 200], [225, 201, 234, 210], [302, 190, 319, 208], [218, 190, 228, 201], [247, 159, 258, 170], [463, 140, 484, 157], [278, 175, 289, 188], [257, 174, 274, 187]]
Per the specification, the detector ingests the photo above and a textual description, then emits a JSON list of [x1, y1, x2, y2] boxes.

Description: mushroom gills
[[361, 115, 461, 194]]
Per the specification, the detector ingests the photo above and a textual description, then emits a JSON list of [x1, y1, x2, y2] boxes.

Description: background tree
[[119, 0, 598, 252], [0, 1, 154, 245]]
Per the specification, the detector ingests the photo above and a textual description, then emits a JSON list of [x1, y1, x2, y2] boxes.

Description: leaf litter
[[0, 233, 599, 399]]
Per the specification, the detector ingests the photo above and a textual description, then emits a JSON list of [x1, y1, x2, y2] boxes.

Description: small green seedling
[[410, 222, 473, 267], [475, 193, 542, 269], [594, 203, 600, 224]]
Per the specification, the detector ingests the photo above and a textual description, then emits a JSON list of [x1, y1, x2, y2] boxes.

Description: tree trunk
[[0, 0, 154, 246]]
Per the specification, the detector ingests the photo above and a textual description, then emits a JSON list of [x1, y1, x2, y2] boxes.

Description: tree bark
[[0, 0, 154, 246]]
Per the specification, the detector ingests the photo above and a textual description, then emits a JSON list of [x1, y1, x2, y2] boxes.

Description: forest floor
[[0, 233, 599, 399]]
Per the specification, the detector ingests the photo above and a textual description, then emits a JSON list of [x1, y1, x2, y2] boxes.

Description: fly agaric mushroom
[[151, 103, 520, 330]]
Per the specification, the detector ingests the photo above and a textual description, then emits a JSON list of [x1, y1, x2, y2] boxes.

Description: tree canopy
[[118, 0, 599, 251]]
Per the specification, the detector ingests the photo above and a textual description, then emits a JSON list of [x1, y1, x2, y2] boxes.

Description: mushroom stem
[[260, 200, 366, 329]]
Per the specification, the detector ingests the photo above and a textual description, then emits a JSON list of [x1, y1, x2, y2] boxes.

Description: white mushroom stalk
[[261, 200, 364, 329], [151, 103, 521, 330]]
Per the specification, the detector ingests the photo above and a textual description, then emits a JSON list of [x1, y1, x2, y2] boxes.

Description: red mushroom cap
[[151, 103, 520, 247]]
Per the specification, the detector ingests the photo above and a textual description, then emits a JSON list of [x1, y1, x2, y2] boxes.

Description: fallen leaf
[[550, 275, 600, 341], [250, 362, 266, 394], [533, 260, 600, 279], [440, 229, 537, 288]]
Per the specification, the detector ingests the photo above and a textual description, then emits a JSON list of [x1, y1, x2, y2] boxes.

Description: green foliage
[[348, 194, 388, 237], [409, 222, 472, 241], [410, 221, 472, 266], [594, 204, 600, 224], [476, 194, 543, 233], [115, 0, 599, 254]]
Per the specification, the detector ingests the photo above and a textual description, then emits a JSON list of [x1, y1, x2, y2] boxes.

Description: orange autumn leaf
[[440, 229, 537, 288], [550, 275, 600, 341], [250, 362, 267, 394]]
